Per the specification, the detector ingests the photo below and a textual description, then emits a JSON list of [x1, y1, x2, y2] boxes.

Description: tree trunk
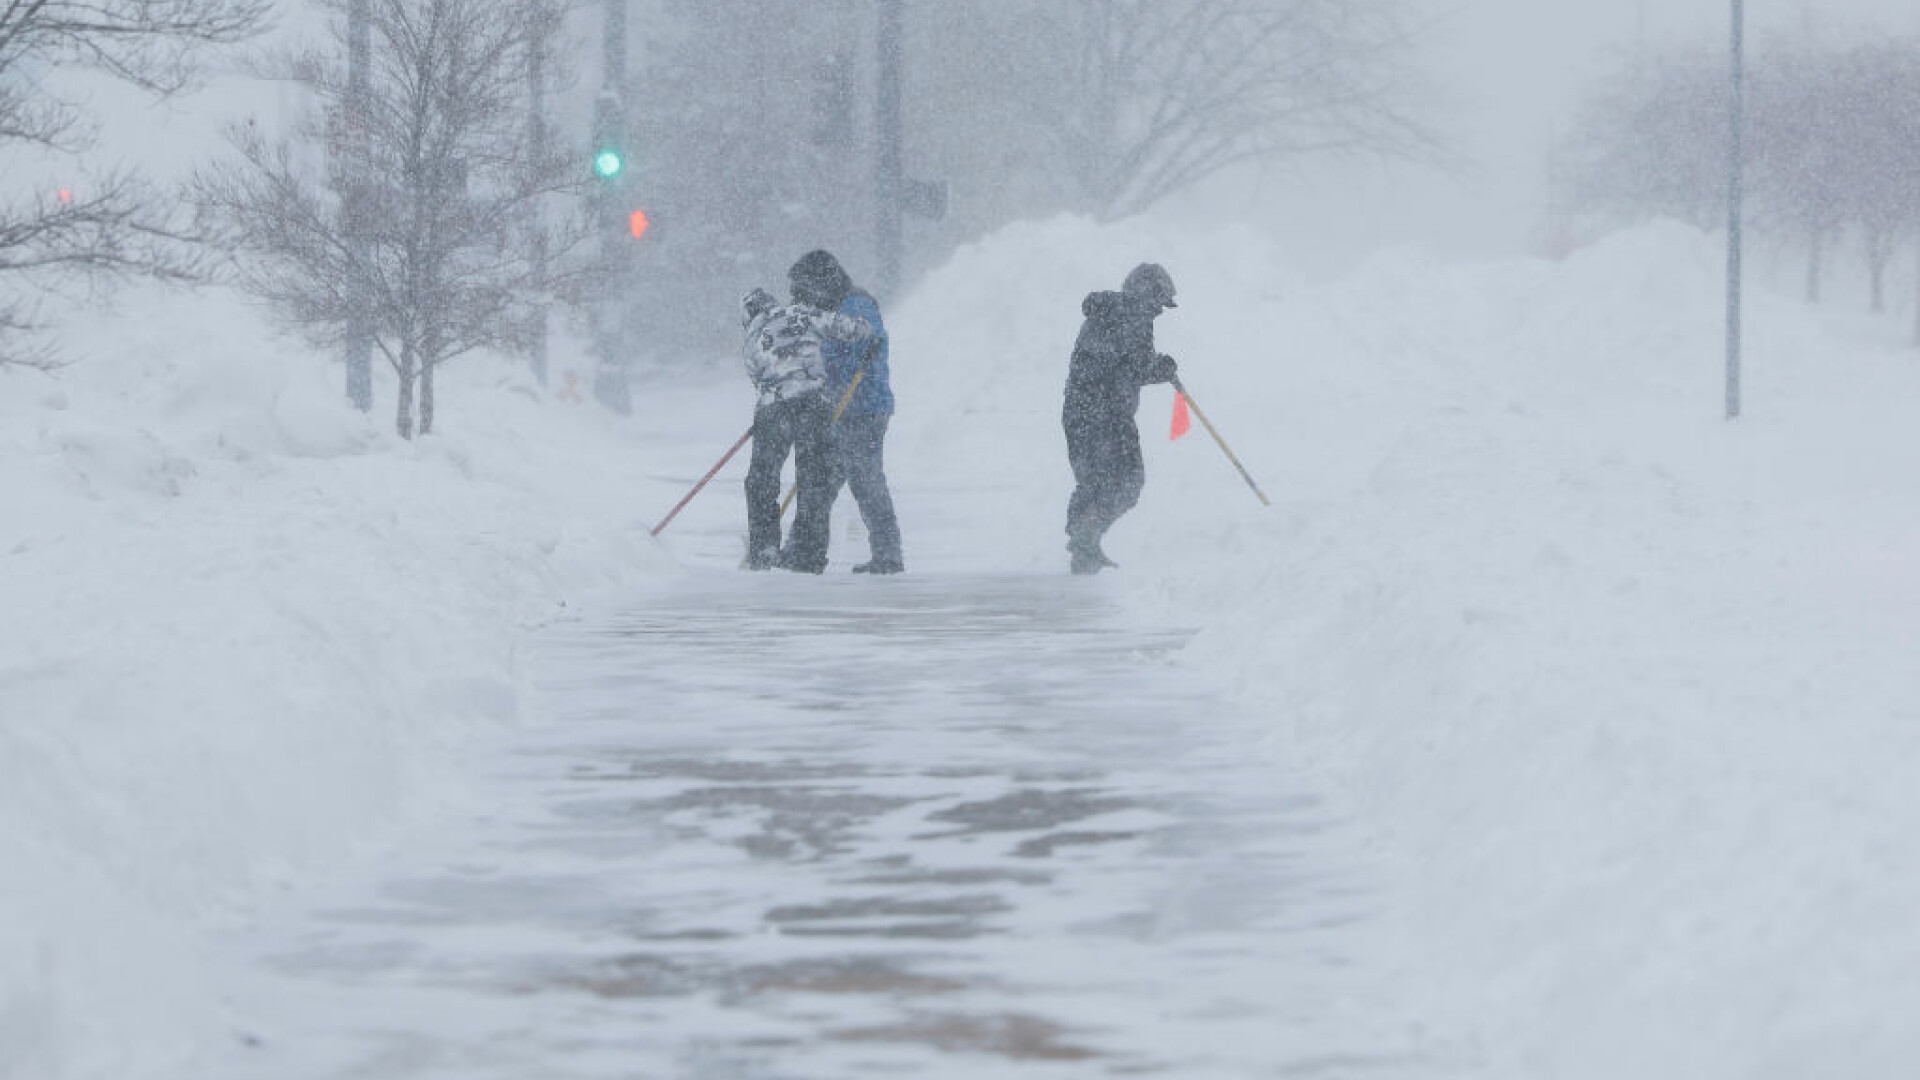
[[1085, 7, 1121, 220], [419, 359, 436, 436], [1869, 247, 1889, 314], [396, 342, 417, 439]]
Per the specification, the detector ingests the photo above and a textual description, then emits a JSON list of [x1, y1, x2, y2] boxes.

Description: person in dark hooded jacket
[[1061, 262, 1180, 574], [788, 250, 906, 574]]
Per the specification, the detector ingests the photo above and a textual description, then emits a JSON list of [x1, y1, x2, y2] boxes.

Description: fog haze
[[1223, 0, 1920, 274]]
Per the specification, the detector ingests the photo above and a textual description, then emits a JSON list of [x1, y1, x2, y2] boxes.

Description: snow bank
[[0, 287, 675, 1079], [10, 201, 1919, 1078], [891, 215, 1920, 1076]]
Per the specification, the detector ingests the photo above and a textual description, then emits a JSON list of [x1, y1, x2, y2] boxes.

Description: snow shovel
[[649, 425, 754, 537], [1172, 376, 1270, 507]]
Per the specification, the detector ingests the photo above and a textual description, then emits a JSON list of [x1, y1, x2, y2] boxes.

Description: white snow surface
[[7, 214, 1920, 1078], [0, 291, 675, 1078]]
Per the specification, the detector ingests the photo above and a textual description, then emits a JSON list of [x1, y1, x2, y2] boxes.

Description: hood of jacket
[[1082, 290, 1159, 319]]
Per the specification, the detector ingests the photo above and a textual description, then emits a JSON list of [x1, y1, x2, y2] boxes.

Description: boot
[[852, 557, 905, 575], [1066, 538, 1117, 575], [780, 547, 826, 574]]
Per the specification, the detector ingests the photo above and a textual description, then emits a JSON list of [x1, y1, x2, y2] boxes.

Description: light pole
[[1726, 0, 1745, 420], [874, 0, 904, 296], [872, 0, 945, 300]]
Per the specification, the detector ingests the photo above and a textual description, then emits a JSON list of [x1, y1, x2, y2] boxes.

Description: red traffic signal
[[627, 209, 649, 240]]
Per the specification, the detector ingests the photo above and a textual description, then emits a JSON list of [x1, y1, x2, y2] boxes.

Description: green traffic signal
[[592, 149, 624, 179]]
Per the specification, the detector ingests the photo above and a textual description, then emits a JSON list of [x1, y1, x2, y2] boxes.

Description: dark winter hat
[[741, 287, 777, 326], [788, 249, 852, 309], [1123, 262, 1178, 308]]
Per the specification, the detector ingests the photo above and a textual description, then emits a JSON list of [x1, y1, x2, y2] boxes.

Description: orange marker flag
[[1170, 389, 1192, 440]]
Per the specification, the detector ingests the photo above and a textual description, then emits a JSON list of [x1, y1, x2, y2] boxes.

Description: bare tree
[[1823, 40, 1920, 318], [604, 1, 1438, 365], [0, 0, 269, 369], [1558, 32, 1920, 339], [1749, 39, 1848, 302], [194, 0, 587, 438], [1551, 47, 1730, 233], [983, 0, 1442, 220]]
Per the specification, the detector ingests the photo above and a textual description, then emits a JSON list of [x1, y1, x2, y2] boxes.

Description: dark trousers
[[827, 412, 903, 564], [745, 395, 831, 569], [1064, 416, 1144, 551]]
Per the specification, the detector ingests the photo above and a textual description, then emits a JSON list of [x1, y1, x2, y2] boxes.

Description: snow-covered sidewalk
[[167, 569, 1428, 1079]]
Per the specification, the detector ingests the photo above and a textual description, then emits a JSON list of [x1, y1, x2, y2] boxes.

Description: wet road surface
[[199, 571, 1424, 1079]]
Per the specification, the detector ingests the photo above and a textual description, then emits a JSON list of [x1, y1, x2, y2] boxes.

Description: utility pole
[[872, 0, 945, 300], [875, 0, 904, 297], [591, 0, 632, 414], [343, 0, 373, 412], [602, 0, 627, 89], [1726, 0, 1745, 420]]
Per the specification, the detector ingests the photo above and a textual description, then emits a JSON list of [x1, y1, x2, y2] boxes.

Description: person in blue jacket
[[788, 250, 905, 574]]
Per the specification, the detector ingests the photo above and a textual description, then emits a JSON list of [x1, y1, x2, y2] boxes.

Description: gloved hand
[[1150, 353, 1179, 382]]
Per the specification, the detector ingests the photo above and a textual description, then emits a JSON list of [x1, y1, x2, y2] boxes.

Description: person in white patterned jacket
[[738, 286, 873, 573]]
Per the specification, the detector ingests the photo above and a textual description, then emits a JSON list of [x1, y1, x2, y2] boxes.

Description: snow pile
[[0, 287, 674, 1079], [885, 214, 1302, 572], [891, 215, 1920, 1076], [9, 200, 1920, 1079]]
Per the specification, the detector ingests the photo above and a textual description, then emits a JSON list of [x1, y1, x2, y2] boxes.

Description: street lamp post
[[875, 0, 904, 296], [871, 0, 946, 300]]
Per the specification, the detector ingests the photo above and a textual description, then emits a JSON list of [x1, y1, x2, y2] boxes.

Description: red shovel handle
[[651, 425, 754, 537]]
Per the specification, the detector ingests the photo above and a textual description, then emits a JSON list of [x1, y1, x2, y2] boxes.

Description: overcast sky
[[1208, 0, 1920, 275]]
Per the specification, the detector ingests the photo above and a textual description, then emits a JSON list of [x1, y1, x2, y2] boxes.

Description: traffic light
[[589, 93, 626, 185], [587, 93, 651, 244]]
